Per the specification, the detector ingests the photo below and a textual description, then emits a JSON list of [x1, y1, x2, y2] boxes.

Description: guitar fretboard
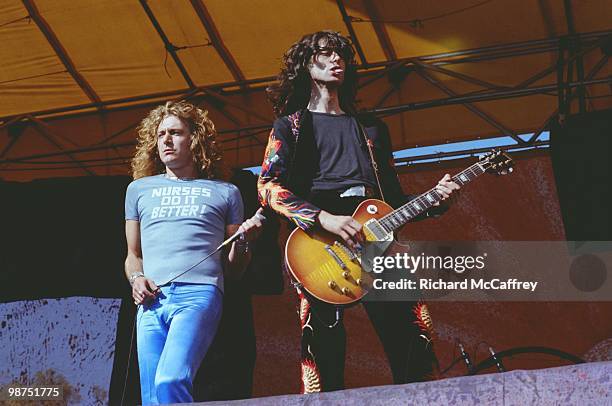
[[378, 161, 485, 232]]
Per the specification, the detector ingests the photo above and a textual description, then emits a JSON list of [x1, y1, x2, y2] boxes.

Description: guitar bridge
[[325, 245, 347, 269], [334, 241, 358, 261]]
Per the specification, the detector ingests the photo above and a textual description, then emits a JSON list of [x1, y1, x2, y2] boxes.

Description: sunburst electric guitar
[[285, 150, 514, 305]]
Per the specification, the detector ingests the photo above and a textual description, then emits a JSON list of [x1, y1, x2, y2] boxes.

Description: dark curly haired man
[[258, 30, 460, 393]]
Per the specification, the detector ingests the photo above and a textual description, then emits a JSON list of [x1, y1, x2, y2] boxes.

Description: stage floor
[[199, 361, 611, 405]]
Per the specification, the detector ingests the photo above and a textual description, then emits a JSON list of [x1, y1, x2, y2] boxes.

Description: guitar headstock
[[479, 149, 514, 175]]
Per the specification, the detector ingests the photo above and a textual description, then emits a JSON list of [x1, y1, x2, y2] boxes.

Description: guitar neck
[[379, 161, 485, 232]]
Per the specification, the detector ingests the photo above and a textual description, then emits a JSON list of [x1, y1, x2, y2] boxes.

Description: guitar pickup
[[325, 244, 347, 269], [363, 219, 393, 241]]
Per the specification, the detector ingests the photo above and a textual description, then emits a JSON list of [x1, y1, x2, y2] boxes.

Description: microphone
[[459, 343, 475, 374], [220, 207, 267, 247], [489, 346, 506, 372]]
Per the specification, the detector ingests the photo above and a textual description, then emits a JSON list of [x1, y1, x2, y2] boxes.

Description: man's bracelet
[[128, 272, 145, 286]]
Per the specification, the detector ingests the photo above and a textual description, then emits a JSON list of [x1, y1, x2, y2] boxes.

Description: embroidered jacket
[[257, 109, 412, 230]]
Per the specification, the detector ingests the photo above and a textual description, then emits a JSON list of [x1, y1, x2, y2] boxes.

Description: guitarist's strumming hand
[[317, 210, 364, 251]]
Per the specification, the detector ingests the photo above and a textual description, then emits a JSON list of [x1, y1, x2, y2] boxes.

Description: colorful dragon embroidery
[[257, 124, 321, 230]]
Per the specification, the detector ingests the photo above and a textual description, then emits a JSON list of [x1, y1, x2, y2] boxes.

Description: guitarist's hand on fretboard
[[317, 210, 365, 251], [433, 173, 461, 206]]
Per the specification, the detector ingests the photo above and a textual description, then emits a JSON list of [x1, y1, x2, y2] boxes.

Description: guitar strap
[[357, 122, 386, 202]]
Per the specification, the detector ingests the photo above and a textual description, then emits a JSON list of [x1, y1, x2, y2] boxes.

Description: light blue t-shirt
[[125, 175, 244, 290]]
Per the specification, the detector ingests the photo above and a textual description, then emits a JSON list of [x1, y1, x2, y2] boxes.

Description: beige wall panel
[[340, 0, 388, 63], [376, 93, 557, 150], [0, 1, 89, 116], [435, 53, 559, 89], [535, 0, 570, 37], [415, 69, 485, 95], [204, 0, 346, 78], [0, 6, 62, 79], [1, 125, 73, 161], [383, 107, 500, 150], [147, 0, 235, 85], [1, 0, 28, 22], [211, 89, 275, 124], [43, 106, 148, 146], [36, 0, 186, 100], [0, 72, 90, 117], [471, 94, 557, 133], [379, 71, 451, 103], [573, 0, 612, 33], [381, 0, 558, 59]]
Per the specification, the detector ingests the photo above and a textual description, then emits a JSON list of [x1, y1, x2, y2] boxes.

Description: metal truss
[[1, 25, 610, 172], [2, 29, 608, 124]]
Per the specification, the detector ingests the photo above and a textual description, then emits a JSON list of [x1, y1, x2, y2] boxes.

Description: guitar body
[[284, 149, 514, 306], [285, 198, 394, 305]]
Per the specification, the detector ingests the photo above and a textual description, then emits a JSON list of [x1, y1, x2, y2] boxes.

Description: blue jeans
[[136, 283, 222, 405]]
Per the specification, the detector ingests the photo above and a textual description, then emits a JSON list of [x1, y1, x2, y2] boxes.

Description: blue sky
[[244, 131, 549, 175]]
